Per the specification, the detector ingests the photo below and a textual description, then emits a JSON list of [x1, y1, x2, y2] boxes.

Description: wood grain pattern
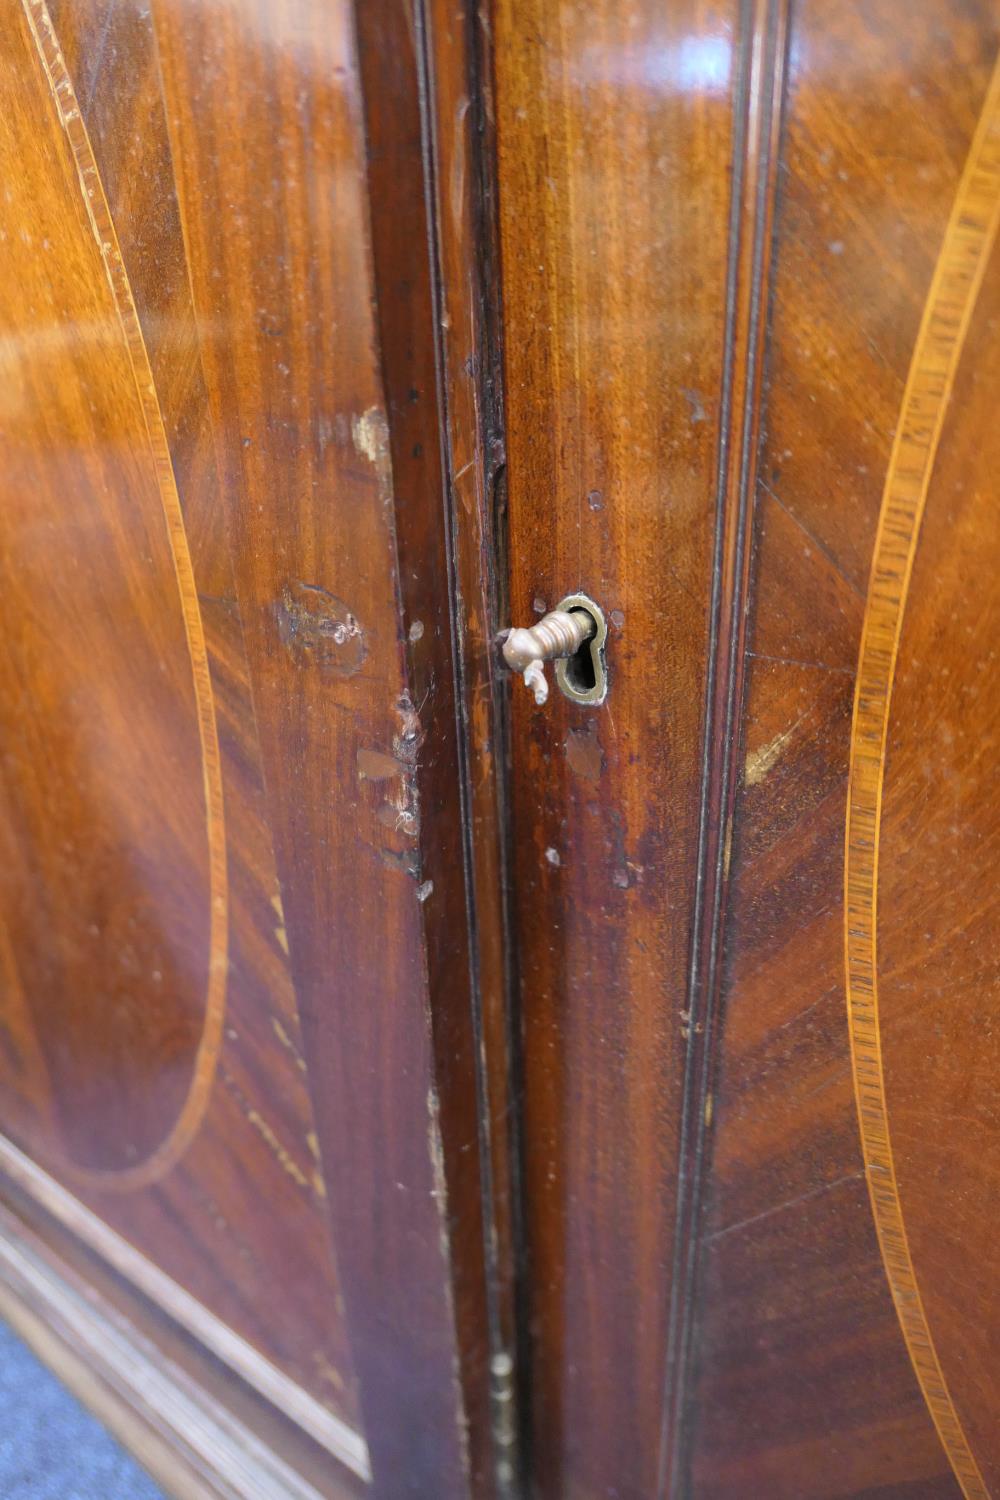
[[844, 52, 1000, 1500], [416, 1, 522, 1486], [660, 3, 790, 1487], [690, 3, 1000, 1496], [17, 0, 229, 1194], [8, 1, 1000, 1495], [874, 184, 1000, 1500], [0, 0, 367, 1453], [0, 0, 221, 1182], [0, 0, 504, 1493], [492, 2, 739, 1493], [152, 0, 495, 1491], [350, 1, 513, 1485], [0, 1135, 367, 1477]]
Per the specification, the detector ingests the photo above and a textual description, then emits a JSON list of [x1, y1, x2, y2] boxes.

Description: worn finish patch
[[357, 748, 401, 782], [566, 722, 605, 782], [276, 581, 366, 674]]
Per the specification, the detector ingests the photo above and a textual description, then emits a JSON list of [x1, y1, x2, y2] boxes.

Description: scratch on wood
[[450, 95, 470, 229], [358, 704, 422, 848], [394, 689, 424, 759], [426, 1085, 472, 1481], [371, 845, 421, 877], [705, 1170, 865, 1244], [744, 714, 805, 786], [244, 1108, 311, 1192], [306, 1131, 327, 1199]]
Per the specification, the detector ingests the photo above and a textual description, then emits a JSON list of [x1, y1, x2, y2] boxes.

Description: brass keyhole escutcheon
[[500, 593, 608, 707], [553, 594, 608, 707]]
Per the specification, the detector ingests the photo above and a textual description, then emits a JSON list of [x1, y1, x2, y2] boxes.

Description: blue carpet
[[0, 1322, 165, 1499]]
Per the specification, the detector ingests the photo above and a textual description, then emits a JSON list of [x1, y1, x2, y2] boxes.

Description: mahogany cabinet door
[[0, 3, 512, 1498], [6, 0, 1000, 1498], [490, 2, 1000, 1500]]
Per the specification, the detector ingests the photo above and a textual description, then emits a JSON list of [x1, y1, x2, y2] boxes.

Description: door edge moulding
[[0, 1203, 360, 1500], [0, 1134, 371, 1482], [844, 45, 1000, 1500], [659, 1, 792, 1493]]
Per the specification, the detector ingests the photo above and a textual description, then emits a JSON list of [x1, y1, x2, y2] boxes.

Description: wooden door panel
[[492, 3, 745, 1495], [877, 228, 1000, 1496], [493, 1, 1000, 1497], [0, 6, 221, 1183], [0, 3, 499, 1496], [6, 0, 1000, 1494], [0, 0, 364, 1462], [690, 5, 1000, 1498]]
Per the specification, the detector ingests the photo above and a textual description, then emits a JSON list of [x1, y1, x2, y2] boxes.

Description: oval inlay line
[[845, 52, 1000, 1500], [22, 0, 229, 1193]]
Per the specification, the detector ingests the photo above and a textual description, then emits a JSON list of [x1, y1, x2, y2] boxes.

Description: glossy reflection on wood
[[487, 0, 1000, 1495], [0, 0, 503, 1495], [874, 222, 1000, 1497], [690, 4, 1000, 1497], [0, 4, 218, 1181], [0, 0, 368, 1464], [7, 0, 1000, 1494], [492, 1, 741, 1493]]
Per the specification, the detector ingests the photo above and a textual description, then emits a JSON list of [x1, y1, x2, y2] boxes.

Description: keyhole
[[554, 594, 608, 707], [563, 611, 598, 695]]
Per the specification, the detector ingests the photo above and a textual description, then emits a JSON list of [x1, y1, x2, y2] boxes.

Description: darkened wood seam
[[350, 0, 489, 1490], [413, 1, 521, 1494], [467, 6, 530, 1486], [351, 0, 524, 1490], [462, 4, 530, 1489]]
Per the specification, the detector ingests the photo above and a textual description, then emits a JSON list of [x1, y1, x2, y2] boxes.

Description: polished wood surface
[[0, 1, 225, 1186], [0, 1, 362, 1441], [0, 1, 504, 1495], [493, 0, 1000, 1496], [874, 218, 1000, 1494], [5, 0, 1000, 1495], [691, 4, 1000, 1498], [492, 3, 742, 1494], [416, 4, 522, 1459]]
